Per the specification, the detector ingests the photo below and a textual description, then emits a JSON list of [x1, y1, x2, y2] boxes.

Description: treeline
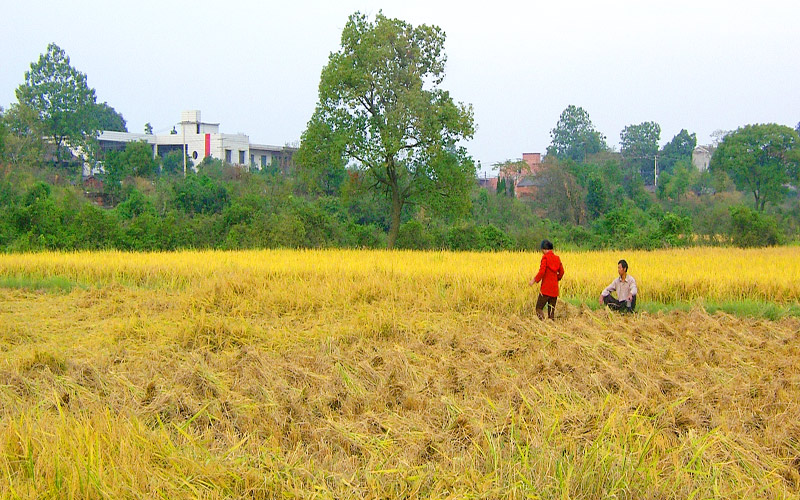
[[0, 150, 794, 253]]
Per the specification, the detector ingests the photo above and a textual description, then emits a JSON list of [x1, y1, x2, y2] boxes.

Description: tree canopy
[[659, 129, 696, 174], [15, 43, 98, 166], [620, 121, 661, 185], [546, 105, 607, 161], [92, 102, 126, 132], [710, 123, 800, 211], [297, 11, 475, 248]]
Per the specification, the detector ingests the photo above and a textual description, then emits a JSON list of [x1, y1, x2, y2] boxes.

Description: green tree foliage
[[161, 150, 190, 176], [295, 115, 346, 195], [729, 205, 781, 247], [171, 174, 230, 215], [657, 161, 696, 202], [586, 172, 610, 219], [546, 105, 607, 161], [659, 129, 696, 174], [620, 121, 661, 185], [300, 12, 475, 248], [710, 124, 800, 211], [92, 102, 127, 132], [15, 43, 98, 166], [104, 141, 157, 180], [530, 160, 586, 225], [1, 103, 47, 166], [0, 108, 6, 159]]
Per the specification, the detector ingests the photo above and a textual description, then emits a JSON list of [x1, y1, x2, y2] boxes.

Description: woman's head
[[541, 239, 554, 251]]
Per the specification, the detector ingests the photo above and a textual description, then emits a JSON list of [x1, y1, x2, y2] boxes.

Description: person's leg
[[546, 296, 557, 320], [603, 294, 624, 311], [535, 294, 548, 320]]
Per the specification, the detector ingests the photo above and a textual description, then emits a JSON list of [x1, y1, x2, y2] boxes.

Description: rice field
[[1, 248, 799, 498]]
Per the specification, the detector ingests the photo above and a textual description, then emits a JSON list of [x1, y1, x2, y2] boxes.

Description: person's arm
[[628, 277, 638, 303], [599, 279, 617, 304], [557, 262, 565, 281], [529, 257, 546, 286]]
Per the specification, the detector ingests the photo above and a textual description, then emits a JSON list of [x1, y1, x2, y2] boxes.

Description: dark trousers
[[603, 294, 636, 313], [536, 294, 558, 320]]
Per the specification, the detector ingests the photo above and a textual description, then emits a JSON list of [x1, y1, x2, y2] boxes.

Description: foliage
[[295, 115, 347, 196], [620, 121, 661, 185], [729, 205, 782, 247], [710, 123, 800, 211], [529, 159, 586, 225], [92, 102, 127, 132], [15, 43, 98, 166], [0, 103, 47, 166], [300, 11, 475, 248], [585, 171, 610, 219], [161, 150, 191, 176], [546, 105, 607, 161], [658, 129, 696, 174]]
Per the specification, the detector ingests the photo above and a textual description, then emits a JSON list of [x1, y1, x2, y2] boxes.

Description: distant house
[[479, 152, 542, 198], [93, 110, 297, 175], [81, 175, 109, 206], [477, 174, 498, 192], [515, 175, 547, 199], [692, 145, 713, 172]]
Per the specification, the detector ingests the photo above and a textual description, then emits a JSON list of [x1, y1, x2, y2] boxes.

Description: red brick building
[[480, 152, 542, 199]]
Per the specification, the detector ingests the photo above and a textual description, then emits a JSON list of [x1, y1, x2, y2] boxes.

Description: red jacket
[[534, 251, 565, 297]]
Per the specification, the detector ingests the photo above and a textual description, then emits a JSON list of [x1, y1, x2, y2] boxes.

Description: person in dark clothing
[[529, 239, 565, 320]]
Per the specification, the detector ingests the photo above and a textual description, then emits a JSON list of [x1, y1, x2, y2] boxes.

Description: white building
[[96, 110, 296, 172], [692, 145, 712, 172]]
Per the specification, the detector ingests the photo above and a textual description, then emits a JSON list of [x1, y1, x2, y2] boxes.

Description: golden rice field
[[0, 248, 799, 498]]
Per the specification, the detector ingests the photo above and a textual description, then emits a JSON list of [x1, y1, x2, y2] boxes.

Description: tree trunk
[[387, 185, 402, 249]]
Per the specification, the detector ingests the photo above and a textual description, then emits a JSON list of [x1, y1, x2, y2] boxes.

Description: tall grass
[[0, 248, 798, 498]]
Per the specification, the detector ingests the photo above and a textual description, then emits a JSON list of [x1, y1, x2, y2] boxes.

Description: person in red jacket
[[529, 239, 565, 320]]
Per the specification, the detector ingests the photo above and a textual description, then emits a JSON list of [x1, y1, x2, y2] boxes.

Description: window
[[261, 155, 267, 167], [225, 149, 232, 163], [239, 151, 245, 165], [250, 154, 255, 165], [196, 124, 200, 134]]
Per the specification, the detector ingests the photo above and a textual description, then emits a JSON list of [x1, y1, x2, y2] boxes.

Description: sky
[[1, 0, 798, 175]]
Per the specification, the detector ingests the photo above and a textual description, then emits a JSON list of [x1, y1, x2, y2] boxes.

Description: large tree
[[658, 129, 696, 174], [298, 12, 475, 248], [546, 105, 607, 162], [15, 43, 98, 166], [620, 121, 661, 185], [1, 103, 47, 167], [710, 124, 800, 211], [92, 102, 127, 132]]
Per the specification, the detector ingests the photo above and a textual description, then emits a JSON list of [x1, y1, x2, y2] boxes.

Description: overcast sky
[[1, 0, 798, 174]]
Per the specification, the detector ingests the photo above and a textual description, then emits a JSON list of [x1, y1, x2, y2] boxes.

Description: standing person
[[529, 239, 565, 320], [599, 259, 638, 313]]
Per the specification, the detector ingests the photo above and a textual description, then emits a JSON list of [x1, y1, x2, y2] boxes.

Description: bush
[[729, 205, 782, 247], [447, 223, 484, 251], [397, 220, 433, 250], [480, 224, 513, 250]]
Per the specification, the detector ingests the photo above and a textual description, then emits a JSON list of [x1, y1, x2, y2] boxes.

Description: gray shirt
[[601, 275, 638, 302]]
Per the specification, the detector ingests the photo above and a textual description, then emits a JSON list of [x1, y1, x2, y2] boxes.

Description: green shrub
[[729, 205, 782, 247]]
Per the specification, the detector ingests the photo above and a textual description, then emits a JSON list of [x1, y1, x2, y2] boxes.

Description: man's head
[[617, 259, 628, 277], [541, 239, 553, 252]]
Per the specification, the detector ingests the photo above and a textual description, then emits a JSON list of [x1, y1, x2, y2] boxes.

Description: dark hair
[[541, 239, 553, 250], [618, 259, 628, 271]]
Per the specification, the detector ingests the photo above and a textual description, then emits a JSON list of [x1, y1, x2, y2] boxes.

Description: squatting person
[[599, 259, 638, 313], [529, 239, 565, 320]]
